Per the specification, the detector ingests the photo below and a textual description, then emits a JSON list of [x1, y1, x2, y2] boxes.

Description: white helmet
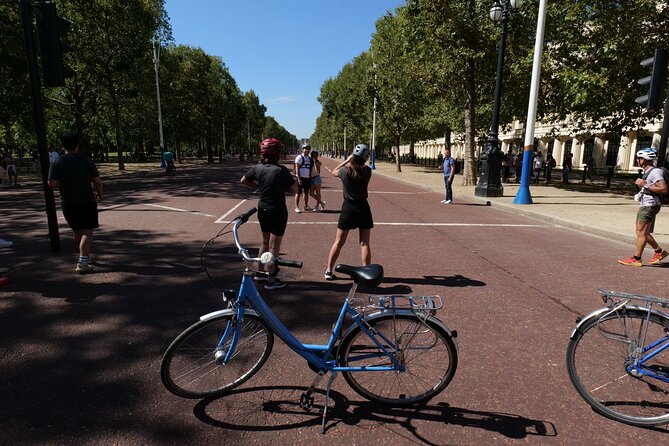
[[353, 143, 370, 160], [636, 148, 658, 161]]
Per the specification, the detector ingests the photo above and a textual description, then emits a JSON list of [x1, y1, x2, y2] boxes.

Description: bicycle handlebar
[[231, 207, 303, 269]]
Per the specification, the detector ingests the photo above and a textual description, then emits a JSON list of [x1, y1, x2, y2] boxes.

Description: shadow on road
[[193, 385, 557, 443]]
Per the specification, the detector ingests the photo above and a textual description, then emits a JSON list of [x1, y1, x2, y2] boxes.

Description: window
[[605, 138, 620, 167], [547, 140, 554, 156], [562, 140, 572, 163], [583, 139, 595, 162], [637, 136, 652, 150]]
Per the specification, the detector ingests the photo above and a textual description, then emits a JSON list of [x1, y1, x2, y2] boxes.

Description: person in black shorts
[[48, 132, 103, 274], [293, 143, 313, 213], [241, 138, 297, 289], [325, 144, 373, 280]]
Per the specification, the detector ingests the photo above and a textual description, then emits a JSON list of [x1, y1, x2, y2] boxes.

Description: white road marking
[[214, 220, 549, 227], [144, 203, 216, 217], [215, 199, 248, 223]]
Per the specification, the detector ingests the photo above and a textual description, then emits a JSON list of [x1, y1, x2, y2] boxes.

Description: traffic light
[[635, 48, 668, 112], [34, 1, 75, 87]]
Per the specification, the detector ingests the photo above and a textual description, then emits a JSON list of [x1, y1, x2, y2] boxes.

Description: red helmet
[[260, 138, 283, 156]]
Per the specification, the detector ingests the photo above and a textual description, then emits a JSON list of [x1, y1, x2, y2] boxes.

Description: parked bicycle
[[566, 289, 669, 427], [160, 208, 458, 432]]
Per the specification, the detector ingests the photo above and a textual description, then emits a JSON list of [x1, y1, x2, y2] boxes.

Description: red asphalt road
[[0, 157, 668, 445]]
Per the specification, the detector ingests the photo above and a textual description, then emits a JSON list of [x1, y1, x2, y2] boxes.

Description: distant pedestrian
[[48, 132, 103, 274], [4, 151, 17, 187], [325, 144, 373, 280], [618, 149, 668, 267], [241, 138, 297, 290], [309, 150, 326, 211], [294, 143, 313, 213], [48, 147, 60, 167], [441, 147, 455, 204], [514, 151, 523, 183], [545, 153, 556, 182], [562, 152, 573, 184], [532, 151, 544, 185], [502, 150, 511, 182]]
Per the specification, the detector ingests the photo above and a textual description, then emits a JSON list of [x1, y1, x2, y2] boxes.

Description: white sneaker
[[444, 200, 452, 204], [0, 239, 13, 249], [295, 207, 302, 213], [440, 200, 446, 203]]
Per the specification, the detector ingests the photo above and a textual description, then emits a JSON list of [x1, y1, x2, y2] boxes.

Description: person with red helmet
[[241, 138, 297, 289]]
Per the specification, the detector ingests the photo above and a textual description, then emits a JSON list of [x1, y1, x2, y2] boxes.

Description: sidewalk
[[368, 160, 669, 249]]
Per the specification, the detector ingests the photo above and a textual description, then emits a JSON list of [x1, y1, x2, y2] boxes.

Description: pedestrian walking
[[309, 150, 326, 211], [48, 132, 103, 274], [325, 144, 373, 280], [294, 143, 313, 213], [514, 151, 523, 183], [545, 153, 556, 182], [618, 149, 668, 267], [562, 152, 573, 184], [4, 151, 18, 187], [241, 138, 297, 290], [441, 147, 455, 204], [532, 151, 544, 185]]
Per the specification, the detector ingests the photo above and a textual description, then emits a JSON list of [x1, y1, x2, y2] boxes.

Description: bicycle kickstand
[[300, 371, 324, 412], [321, 371, 338, 434]]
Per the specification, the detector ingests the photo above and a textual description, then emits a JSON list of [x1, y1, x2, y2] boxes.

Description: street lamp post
[[475, 0, 520, 198], [152, 37, 165, 162]]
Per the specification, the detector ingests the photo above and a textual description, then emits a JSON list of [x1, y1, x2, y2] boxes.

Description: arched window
[[583, 139, 595, 163], [637, 136, 652, 150], [562, 140, 572, 163], [605, 136, 620, 167]]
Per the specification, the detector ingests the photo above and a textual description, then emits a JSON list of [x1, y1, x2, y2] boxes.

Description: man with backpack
[[618, 148, 668, 266], [294, 143, 313, 213]]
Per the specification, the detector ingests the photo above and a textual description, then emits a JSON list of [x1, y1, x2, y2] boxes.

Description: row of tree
[[0, 0, 298, 169], [310, 0, 669, 184]]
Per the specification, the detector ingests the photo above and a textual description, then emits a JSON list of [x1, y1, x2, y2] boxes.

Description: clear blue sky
[[164, 0, 405, 140]]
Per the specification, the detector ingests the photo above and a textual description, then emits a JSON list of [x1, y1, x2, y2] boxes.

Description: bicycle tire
[[338, 313, 457, 406], [566, 308, 669, 426], [161, 313, 273, 399]]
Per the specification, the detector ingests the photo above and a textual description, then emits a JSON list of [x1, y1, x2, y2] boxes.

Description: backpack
[[651, 167, 669, 205], [296, 154, 311, 171], [452, 158, 460, 174]]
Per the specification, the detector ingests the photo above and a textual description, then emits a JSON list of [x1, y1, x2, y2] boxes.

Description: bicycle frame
[[209, 271, 405, 373]]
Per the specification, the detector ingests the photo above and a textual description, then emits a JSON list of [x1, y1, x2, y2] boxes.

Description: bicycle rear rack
[[596, 289, 669, 308], [359, 295, 443, 316]]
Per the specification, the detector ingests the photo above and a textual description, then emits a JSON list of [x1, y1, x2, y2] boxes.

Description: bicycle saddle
[[334, 264, 384, 288]]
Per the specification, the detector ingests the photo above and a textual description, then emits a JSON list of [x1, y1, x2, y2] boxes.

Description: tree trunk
[[395, 135, 402, 173], [462, 77, 477, 185], [409, 140, 415, 164]]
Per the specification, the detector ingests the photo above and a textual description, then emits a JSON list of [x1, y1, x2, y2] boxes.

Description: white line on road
[[144, 203, 216, 218], [214, 220, 550, 227], [215, 199, 248, 223]]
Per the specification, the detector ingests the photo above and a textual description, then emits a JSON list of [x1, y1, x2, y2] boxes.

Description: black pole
[[657, 83, 669, 168], [475, 2, 509, 198], [21, 0, 61, 252]]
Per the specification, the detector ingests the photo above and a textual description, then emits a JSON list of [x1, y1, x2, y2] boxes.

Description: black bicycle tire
[[338, 313, 457, 406], [161, 313, 274, 399], [566, 308, 669, 426]]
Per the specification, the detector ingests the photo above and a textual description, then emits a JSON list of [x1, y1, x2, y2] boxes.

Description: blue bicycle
[[567, 289, 669, 427], [161, 208, 458, 426]]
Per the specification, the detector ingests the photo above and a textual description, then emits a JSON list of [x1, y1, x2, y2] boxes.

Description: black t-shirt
[[244, 163, 296, 211], [49, 153, 100, 203], [338, 166, 371, 201]]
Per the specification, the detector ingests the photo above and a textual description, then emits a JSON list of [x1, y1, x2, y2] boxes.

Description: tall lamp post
[[475, 0, 520, 197], [152, 36, 165, 165]]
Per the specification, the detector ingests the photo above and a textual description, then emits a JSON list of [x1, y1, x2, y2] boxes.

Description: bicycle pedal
[[299, 393, 314, 411]]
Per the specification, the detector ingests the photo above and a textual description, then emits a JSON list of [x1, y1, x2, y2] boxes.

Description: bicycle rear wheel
[[566, 308, 669, 426], [161, 314, 273, 399], [339, 314, 457, 406]]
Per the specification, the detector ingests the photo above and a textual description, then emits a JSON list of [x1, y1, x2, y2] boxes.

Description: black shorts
[[297, 177, 312, 195], [258, 208, 288, 236], [338, 199, 373, 230], [62, 201, 99, 231]]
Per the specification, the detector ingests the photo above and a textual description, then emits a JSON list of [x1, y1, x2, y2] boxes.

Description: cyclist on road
[[241, 138, 297, 289], [163, 150, 175, 174], [618, 148, 668, 267], [325, 144, 373, 280]]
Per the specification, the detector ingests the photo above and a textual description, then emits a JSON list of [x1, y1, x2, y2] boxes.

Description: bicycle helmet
[[353, 143, 370, 160], [636, 148, 658, 161], [302, 142, 311, 150], [260, 138, 283, 157]]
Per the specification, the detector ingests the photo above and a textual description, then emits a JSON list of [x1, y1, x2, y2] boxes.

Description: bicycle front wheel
[[339, 314, 457, 406], [566, 308, 669, 426], [161, 314, 273, 399]]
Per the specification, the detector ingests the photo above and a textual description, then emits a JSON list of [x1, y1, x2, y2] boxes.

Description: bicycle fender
[[199, 308, 261, 322], [570, 305, 666, 339], [341, 310, 458, 342]]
